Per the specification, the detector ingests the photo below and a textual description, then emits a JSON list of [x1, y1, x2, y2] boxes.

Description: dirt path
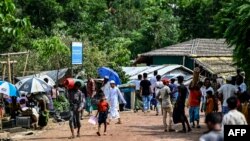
[[13, 110, 206, 141]]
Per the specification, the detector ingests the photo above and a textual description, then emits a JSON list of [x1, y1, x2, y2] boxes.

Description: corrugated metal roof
[[122, 65, 193, 80]]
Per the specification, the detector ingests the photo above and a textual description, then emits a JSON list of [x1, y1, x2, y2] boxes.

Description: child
[[205, 91, 214, 115], [96, 95, 109, 136], [199, 112, 223, 140]]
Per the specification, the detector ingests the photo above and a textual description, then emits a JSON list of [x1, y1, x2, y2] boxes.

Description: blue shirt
[[169, 83, 178, 101]]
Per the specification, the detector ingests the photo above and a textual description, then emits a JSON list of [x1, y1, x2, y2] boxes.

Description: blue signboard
[[71, 42, 83, 65]]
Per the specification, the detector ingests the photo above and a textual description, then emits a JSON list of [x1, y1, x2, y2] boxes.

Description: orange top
[[98, 101, 109, 112], [189, 89, 202, 107], [206, 98, 214, 114]]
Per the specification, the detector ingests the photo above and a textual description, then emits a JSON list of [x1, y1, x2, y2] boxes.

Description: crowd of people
[[0, 78, 59, 129], [66, 76, 127, 138], [132, 69, 249, 139], [1, 68, 249, 140]]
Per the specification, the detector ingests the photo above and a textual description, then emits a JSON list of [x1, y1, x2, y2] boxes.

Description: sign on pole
[[71, 42, 83, 65]]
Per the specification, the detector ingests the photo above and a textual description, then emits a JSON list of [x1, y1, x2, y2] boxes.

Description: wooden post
[[131, 90, 135, 110], [182, 56, 186, 66], [23, 51, 29, 77], [7, 54, 12, 83], [2, 64, 6, 81]]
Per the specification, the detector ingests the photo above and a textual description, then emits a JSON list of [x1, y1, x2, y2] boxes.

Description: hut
[[134, 38, 236, 79]]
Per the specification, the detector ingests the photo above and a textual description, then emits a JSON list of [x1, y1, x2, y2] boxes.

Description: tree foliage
[[175, 0, 223, 41], [214, 0, 250, 85], [0, 0, 30, 52], [1, 0, 236, 84]]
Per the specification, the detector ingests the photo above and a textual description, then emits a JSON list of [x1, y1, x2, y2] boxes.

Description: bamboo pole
[[0, 51, 28, 56], [2, 64, 6, 81], [23, 51, 30, 77], [7, 54, 12, 83]]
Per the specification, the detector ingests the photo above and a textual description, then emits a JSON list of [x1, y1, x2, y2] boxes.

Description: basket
[[16, 116, 31, 128]]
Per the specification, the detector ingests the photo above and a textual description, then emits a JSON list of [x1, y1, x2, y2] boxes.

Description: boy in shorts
[[96, 95, 109, 136]]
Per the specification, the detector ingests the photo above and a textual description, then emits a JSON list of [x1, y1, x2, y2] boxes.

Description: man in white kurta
[[108, 80, 126, 124]]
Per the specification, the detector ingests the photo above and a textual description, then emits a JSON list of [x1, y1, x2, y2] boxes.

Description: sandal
[[77, 134, 80, 137], [169, 129, 175, 132], [96, 132, 101, 136], [68, 135, 75, 139]]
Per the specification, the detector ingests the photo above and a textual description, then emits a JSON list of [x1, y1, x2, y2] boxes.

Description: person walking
[[169, 78, 178, 107], [205, 91, 214, 115], [67, 82, 85, 139], [157, 79, 175, 132], [150, 70, 158, 110], [199, 113, 223, 141], [133, 74, 143, 112], [201, 78, 214, 113], [188, 81, 202, 128], [217, 77, 238, 115], [86, 75, 96, 116], [107, 80, 126, 124], [222, 96, 247, 126], [154, 75, 164, 116], [140, 73, 152, 113], [173, 76, 192, 133], [96, 94, 109, 136]]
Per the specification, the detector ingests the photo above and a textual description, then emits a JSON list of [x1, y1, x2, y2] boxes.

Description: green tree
[[16, 0, 62, 32], [214, 0, 250, 85], [31, 36, 70, 71], [175, 0, 223, 41], [0, 0, 30, 52]]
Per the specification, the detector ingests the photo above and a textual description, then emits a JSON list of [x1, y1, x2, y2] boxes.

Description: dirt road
[[13, 110, 206, 141]]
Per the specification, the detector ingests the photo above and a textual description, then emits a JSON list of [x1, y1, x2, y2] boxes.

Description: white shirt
[[236, 82, 247, 93], [158, 85, 172, 108], [150, 76, 157, 93], [217, 84, 238, 106], [201, 86, 214, 103], [155, 81, 164, 97], [101, 82, 110, 99], [222, 109, 247, 125], [133, 80, 141, 91], [199, 131, 223, 141]]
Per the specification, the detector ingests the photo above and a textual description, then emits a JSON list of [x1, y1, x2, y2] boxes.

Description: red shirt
[[98, 101, 109, 112], [189, 89, 202, 106]]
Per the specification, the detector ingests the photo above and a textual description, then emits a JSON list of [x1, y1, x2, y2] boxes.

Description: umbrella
[[0, 81, 19, 97], [36, 74, 55, 86], [15, 77, 50, 94], [98, 67, 121, 85]]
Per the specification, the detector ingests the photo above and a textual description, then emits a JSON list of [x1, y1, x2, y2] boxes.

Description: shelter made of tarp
[[16, 68, 69, 82]]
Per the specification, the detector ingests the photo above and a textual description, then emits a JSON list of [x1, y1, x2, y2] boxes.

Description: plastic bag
[[88, 116, 97, 125]]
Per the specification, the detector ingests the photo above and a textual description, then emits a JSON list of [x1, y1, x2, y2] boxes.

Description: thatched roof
[[140, 38, 233, 57], [194, 57, 236, 78]]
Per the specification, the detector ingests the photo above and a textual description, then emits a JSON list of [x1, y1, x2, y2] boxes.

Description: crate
[[16, 117, 30, 128], [2, 119, 15, 129]]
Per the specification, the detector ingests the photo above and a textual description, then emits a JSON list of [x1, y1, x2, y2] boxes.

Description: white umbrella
[[36, 74, 55, 86], [15, 77, 50, 94]]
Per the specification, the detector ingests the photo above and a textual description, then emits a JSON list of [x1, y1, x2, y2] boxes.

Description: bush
[[53, 95, 69, 112]]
